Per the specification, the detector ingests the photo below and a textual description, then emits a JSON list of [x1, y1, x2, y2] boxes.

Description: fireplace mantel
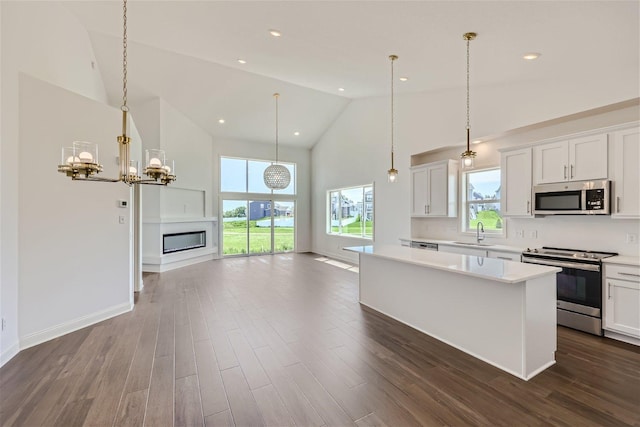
[[142, 217, 218, 272]]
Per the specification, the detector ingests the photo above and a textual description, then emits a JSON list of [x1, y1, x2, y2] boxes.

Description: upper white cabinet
[[611, 126, 639, 218], [410, 159, 458, 217], [500, 147, 532, 217], [533, 134, 608, 184]]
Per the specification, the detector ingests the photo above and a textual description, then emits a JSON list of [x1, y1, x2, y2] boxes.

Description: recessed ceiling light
[[399, 77, 409, 82], [338, 87, 345, 92], [218, 119, 225, 124], [237, 59, 247, 64], [472, 139, 483, 145], [294, 131, 300, 136], [269, 29, 282, 37], [523, 52, 541, 60]]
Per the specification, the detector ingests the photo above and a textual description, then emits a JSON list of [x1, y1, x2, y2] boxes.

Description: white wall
[[1, 1, 110, 365], [213, 138, 312, 253], [312, 73, 639, 263], [136, 98, 214, 220], [17, 75, 134, 349]]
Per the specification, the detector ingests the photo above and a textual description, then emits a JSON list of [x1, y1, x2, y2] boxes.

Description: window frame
[[327, 184, 374, 240], [461, 167, 504, 236], [220, 155, 296, 196]]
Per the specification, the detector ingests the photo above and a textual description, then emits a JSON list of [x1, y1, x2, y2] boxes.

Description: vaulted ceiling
[[62, 1, 640, 148]]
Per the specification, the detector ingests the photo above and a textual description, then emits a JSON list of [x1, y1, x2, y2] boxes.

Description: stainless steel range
[[522, 246, 617, 336]]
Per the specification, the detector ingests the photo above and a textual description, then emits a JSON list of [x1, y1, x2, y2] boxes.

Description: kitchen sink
[[452, 241, 494, 247]]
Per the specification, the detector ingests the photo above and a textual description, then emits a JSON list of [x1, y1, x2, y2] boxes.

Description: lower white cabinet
[[438, 245, 487, 257], [488, 251, 521, 262], [604, 264, 640, 339]]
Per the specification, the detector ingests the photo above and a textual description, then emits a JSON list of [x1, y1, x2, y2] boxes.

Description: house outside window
[[328, 185, 374, 239], [463, 168, 503, 234]]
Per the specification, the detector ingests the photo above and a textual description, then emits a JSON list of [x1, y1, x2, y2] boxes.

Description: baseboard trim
[[19, 301, 134, 352], [0, 342, 20, 368]]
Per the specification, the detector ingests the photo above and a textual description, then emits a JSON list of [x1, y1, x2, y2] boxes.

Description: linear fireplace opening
[[163, 231, 206, 254]]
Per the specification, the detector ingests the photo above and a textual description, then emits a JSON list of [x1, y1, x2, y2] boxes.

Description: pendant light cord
[[274, 93, 279, 163], [465, 34, 471, 151], [122, 0, 128, 112], [389, 55, 397, 169]]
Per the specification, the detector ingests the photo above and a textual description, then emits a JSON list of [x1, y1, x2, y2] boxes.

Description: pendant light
[[57, 0, 176, 186], [388, 54, 399, 183], [460, 32, 477, 170], [263, 93, 291, 190]]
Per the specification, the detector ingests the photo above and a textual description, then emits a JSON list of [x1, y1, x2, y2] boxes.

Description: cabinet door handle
[[427, 205, 430, 214], [424, 205, 427, 214], [619, 272, 640, 278], [497, 256, 512, 260], [616, 196, 620, 213], [608, 282, 611, 299], [563, 165, 567, 179], [527, 201, 530, 213], [570, 164, 574, 179]]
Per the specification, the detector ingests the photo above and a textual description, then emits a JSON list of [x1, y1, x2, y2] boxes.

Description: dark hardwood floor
[[2, 253, 639, 426]]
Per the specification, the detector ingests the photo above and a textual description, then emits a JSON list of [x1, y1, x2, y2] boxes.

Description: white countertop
[[603, 255, 640, 267], [400, 237, 525, 254], [345, 245, 560, 284]]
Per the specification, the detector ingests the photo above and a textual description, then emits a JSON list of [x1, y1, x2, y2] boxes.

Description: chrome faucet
[[476, 221, 485, 244]]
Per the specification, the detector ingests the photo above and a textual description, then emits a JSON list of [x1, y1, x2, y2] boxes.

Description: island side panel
[[359, 253, 527, 379], [524, 275, 557, 379]]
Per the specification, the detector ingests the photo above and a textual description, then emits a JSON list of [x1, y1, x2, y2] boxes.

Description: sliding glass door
[[222, 199, 295, 256]]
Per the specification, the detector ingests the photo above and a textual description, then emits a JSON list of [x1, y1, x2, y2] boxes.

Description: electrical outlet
[[119, 216, 125, 224], [516, 230, 524, 238], [2, 318, 6, 331], [627, 233, 638, 244], [529, 230, 538, 239]]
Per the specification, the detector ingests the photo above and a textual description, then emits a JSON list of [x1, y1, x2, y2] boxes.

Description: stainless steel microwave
[[533, 180, 610, 215]]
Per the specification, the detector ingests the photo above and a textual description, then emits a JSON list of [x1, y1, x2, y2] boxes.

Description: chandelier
[[460, 32, 477, 170], [57, 0, 176, 186], [388, 54, 399, 183], [263, 93, 291, 190]]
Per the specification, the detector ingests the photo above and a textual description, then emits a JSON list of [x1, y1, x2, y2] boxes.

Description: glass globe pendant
[[460, 32, 477, 171]]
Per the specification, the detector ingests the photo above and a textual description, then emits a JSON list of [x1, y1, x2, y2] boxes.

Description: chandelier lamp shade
[[460, 32, 477, 170], [264, 93, 291, 190], [57, 0, 176, 186], [388, 54, 399, 183]]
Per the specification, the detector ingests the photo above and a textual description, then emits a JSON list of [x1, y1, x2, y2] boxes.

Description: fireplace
[[163, 230, 206, 254]]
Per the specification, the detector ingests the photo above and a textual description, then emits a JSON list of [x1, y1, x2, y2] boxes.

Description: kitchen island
[[345, 245, 561, 380]]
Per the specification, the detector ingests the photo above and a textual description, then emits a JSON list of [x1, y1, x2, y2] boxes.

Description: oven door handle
[[522, 257, 600, 272]]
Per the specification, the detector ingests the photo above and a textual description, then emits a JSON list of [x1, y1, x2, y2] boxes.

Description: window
[[328, 185, 374, 239], [463, 168, 503, 234], [221, 156, 296, 195]]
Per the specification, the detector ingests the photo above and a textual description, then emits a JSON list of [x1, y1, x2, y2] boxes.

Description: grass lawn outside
[[469, 210, 503, 231], [223, 218, 294, 255], [330, 220, 373, 238]]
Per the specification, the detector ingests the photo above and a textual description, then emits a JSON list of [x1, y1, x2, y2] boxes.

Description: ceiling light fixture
[[218, 119, 225, 124], [237, 59, 247, 64], [472, 139, 483, 145], [294, 131, 300, 136], [57, 0, 176, 186], [460, 32, 477, 171], [523, 52, 541, 60], [338, 87, 345, 92], [388, 54, 399, 183], [269, 29, 282, 37], [399, 77, 409, 82], [263, 93, 291, 190]]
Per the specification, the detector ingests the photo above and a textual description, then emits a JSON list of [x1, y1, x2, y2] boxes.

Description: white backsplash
[[411, 215, 640, 256]]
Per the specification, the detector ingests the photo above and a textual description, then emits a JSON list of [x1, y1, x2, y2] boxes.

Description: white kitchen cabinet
[[487, 251, 521, 262], [604, 264, 640, 339], [439, 245, 488, 257], [410, 160, 458, 217], [500, 147, 532, 217], [534, 134, 608, 184], [611, 126, 639, 218]]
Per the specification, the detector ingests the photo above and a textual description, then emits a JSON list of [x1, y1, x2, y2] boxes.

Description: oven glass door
[[535, 190, 582, 211], [556, 266, 601, 309]]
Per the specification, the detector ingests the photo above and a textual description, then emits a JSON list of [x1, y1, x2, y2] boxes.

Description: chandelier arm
[[71, 176, 121, 183]]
